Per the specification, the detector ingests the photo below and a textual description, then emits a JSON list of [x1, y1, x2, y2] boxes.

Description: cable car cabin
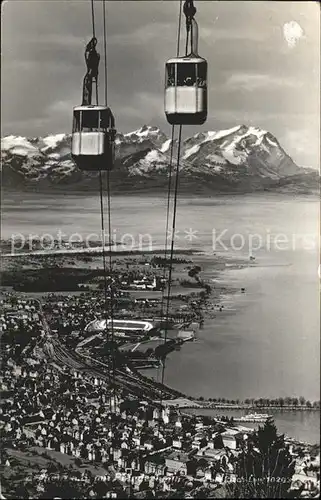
[[71, 105, 116, 171], [165, 56, 207, 125]]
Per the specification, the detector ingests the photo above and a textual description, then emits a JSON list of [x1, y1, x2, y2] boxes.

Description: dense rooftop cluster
[[1, 292, 320, 498]]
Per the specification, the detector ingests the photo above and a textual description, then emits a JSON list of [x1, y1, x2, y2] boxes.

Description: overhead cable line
[[89, 0, 116, 413], [161, 0, 206, 392], [102, 0, 116, 408], [159, 0, 184, 392]]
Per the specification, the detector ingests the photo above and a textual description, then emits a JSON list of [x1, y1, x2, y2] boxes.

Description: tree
[[232, 418, 295, 498], [93, 480, 112, 498], [213, 433, 224, 449], [14, 485, 30, 499], [299, 396, 306, 406], [42, 479, 84, 499]]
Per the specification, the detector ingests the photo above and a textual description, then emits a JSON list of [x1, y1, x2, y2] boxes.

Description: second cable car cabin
[[165, 55, 207, 125], [71, 105, 116, 171]]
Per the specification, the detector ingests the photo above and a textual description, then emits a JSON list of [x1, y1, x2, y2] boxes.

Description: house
[[144, 456, 167, 476], [221, 430, 244, 450], [143, 439, 154, 451], [162, 408, 170, 424], [175, 416, 182, 429], [197, 447, 228, 462], [133, 436, 141, 447], [165, 451, 189, 475], [113, 448, 122, 461], [153, 408, 161, 420], [172, 436, 183, 449], [196, 467, 206, 479], [204, 467, 214, 481]]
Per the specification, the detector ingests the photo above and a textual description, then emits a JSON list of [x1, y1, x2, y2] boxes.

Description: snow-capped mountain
[[1, 124, 318, 194], [182, 125, 300, 177]]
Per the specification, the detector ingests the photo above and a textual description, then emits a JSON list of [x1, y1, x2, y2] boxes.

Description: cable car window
[[166, 63, 176, 87], [81, 110, 100, 131], [196, 61, 207, 88], [177, 63, 196, 86], [100, 109, 112, 129], [73, 111, 81, 132]]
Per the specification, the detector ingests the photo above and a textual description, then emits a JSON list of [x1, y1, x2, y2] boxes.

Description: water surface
[[2, 192, 320, 440]]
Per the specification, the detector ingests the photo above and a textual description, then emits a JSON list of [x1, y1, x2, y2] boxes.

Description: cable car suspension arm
[[183, 0, 196, 28], [82, 37, 100, 105], [183, 0, 199, 56]]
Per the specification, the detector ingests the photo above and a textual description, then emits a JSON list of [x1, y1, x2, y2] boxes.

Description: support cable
[[159, 0, 184, 394], [161, 124, 183, 387], [160, 0, 197, 392], [162, 0, 183, 267], [90, 0, 114, 415], [90, 0, 99, 105], [102, 0, 117, 413], [90, 0, 96, 39], [158, 0, 183, 389]]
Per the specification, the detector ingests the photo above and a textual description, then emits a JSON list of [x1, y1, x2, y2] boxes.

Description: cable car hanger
[[183, 0, 197, 56], [71, 15, 116, 172], [82, 37, 100, 106], [161, 0, 208, 400], [70, 0, 116, 417], [164, 0, 208, 125]]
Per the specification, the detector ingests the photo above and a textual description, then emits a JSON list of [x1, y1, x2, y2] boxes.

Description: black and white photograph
[[1, 0, 320, 498]]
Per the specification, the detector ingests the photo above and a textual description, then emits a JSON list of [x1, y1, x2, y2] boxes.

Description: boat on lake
[[234, 412, 271, 423]]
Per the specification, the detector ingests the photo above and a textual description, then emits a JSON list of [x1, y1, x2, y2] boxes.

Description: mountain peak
[[125, 125, 163, 138], [1, 124, 313, 194], [42, 133, 68, 150], [1, 135, 40, 157]]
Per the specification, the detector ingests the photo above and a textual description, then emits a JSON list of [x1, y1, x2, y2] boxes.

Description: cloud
[[279, 128, 320, 169], [225, 73, 303, 91], [201, 27, 267, 43], [283, 128, 320, 157], [109, 22, 173, 47], [207, 109, 309, 123]]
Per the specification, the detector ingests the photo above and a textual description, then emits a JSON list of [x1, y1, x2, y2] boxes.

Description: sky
[[1, 0, 320, 168]]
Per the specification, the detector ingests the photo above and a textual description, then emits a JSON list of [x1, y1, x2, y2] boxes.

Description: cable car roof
[[73, 105, 110, 111], [166, 55, 206, 64]]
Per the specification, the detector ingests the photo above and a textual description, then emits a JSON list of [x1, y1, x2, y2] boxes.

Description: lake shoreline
[[2, 193, 319, 443], [167, 403, 320, 411]]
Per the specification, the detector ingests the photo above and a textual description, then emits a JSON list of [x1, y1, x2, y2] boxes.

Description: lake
[[2, 191, 320, 442], [185, 408, 320, 445]]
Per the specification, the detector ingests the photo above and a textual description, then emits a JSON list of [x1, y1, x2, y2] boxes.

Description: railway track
[[44, 338, 180, 401], [39, 297, 185, 402]]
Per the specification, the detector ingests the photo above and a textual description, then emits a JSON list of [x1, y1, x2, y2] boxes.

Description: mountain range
[[1, 124, 319, 194]]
